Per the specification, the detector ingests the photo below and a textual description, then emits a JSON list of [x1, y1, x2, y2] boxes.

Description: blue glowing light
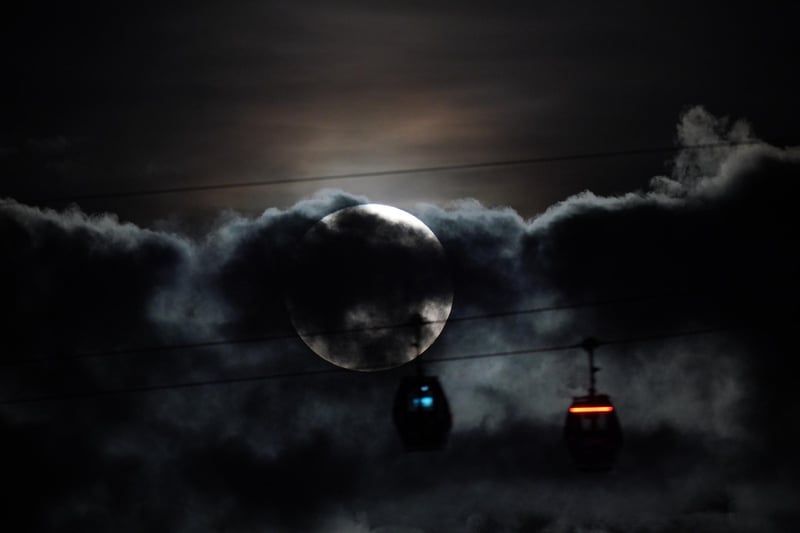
[[411, 396, 435, 409], [420, 385, 430, 392]]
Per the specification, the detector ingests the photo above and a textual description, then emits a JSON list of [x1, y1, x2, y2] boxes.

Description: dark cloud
[[179, 429, 361, 531], [2, 108, 800, 531]]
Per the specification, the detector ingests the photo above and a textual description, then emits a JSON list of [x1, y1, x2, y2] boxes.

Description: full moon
[[285, 204, 453, 371]]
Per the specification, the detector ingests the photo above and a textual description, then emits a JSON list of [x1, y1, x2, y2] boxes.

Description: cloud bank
[[1, 107, 799, 532]]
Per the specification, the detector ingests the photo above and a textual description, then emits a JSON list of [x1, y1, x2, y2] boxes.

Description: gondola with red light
[[564, 338, 623, 470]]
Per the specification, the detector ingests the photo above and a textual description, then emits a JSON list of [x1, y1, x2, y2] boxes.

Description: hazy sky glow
[[3, 2, 797, 224], [1, 2, 799, 532]]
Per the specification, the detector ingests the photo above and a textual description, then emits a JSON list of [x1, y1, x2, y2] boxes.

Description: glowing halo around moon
[[285, 204, 453, 371]]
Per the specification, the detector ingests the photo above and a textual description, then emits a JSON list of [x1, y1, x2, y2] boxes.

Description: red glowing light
[[569, 406, 614, 413]]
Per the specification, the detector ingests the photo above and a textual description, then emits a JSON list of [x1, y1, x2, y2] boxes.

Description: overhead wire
[[0, 324, 741, 406], [0, 139, 778, 206], [0, 292, 676, 368], [424, 325, 739, 364]]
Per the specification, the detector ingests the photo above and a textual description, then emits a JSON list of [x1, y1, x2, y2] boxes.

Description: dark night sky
[[2, 2, 800, 532]]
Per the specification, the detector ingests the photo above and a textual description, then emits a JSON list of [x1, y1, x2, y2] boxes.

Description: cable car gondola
[[392, 314, 452, 451], [393, 373, 452, 451], [564, 338, 623, 470]]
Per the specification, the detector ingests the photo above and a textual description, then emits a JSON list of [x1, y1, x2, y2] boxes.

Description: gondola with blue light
[[392, 314, 452, 451], [393, 373, 452, 451]]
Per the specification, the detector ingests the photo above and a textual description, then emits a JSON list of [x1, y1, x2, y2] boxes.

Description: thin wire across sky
[[0, 293, 674, 368], [0, 280, 741, 406], [0, 139, 778, 206], [0, 324, 739, 406]]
